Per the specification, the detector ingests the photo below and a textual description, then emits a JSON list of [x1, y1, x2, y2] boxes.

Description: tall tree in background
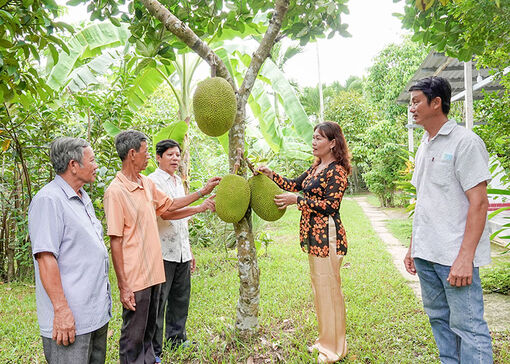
[[397, 0, 510, 171], [363, 37, 428, 121], [398, 0, 509, 69], [74, 0, 351, 335]]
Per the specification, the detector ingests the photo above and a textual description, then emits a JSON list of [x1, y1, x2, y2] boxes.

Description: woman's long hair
[[313, 121, 352, 176]]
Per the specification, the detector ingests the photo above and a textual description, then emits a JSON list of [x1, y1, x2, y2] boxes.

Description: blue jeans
[[414, 258, 493, 364]]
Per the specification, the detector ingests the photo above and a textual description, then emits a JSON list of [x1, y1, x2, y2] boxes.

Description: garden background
[[1, 0, 509, 362]]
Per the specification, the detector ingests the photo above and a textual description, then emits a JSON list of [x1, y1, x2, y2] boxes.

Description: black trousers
[[119, 284, 161, 364], [152, 260, 191, 357]]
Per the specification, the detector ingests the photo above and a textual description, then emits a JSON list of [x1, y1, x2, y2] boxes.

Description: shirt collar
[[54, 174, 90, 203], [423, 119, 457, 143], [155, 168, 180, 182], [116, 171, 144, 192], [54, 174, 91, 205]]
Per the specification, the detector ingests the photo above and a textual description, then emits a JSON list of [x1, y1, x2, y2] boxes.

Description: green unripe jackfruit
[[249, 174, 286, 221], [192, 77, 237, 137], [215, 174, 250, 223]]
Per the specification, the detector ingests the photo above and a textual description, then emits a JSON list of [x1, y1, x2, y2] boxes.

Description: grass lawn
[[386, 219, 413, 248], [1, 198, 480, 363]]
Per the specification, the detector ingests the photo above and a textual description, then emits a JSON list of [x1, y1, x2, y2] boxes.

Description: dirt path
[[351, 195, 510, 333]]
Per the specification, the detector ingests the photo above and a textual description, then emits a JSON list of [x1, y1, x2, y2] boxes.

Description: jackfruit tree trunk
[[141, 0, 290, 337], [229, 103, 259, 335]]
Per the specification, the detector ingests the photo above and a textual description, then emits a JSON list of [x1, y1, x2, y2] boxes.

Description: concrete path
[[351, 196, 510, 332]]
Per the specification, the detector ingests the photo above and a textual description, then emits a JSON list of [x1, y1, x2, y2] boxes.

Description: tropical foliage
[[398, 0, 509, 66]]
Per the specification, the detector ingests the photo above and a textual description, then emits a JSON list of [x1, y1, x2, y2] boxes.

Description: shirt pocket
[[430, 160, 453, 187]]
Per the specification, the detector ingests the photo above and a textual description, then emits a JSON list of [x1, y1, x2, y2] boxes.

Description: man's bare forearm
[[36, 252, 69, 311], [162, 205, 201, 220], [166, 192, 202, 212], [110, 236, 129, 289]]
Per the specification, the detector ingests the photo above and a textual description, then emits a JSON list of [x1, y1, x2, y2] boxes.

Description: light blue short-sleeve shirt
[[28, 175, 111, 337], [411, 120, 492, 267]]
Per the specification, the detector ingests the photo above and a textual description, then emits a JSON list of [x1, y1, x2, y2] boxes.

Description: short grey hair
[[50, 137, 90, 174], [115, 130, 148, 161]]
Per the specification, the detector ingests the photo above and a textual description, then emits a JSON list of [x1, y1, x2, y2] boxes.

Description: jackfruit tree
[[69, 0, 351, 336]]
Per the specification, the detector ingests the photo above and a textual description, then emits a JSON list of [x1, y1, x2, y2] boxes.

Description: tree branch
[[238, 0, 289, 104], [140, 0, 236, 90]]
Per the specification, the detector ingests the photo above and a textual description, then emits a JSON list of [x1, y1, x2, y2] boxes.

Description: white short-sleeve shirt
[[411, 120, 492, 267], [148, 168, 192, 263]]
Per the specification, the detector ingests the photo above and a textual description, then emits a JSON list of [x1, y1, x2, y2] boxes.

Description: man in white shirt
[[404, 77, 493, 363], [148, 139, 220, 362]]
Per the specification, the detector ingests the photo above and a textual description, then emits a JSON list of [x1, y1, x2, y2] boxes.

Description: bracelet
[[197, 190, 203, 198]]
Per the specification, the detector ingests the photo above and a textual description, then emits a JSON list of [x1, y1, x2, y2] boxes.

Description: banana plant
[[46, 22, 130, 90]]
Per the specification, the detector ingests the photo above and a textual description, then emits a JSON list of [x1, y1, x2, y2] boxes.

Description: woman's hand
[[256, 165, 273, 179], [274, 193, 297, 209]]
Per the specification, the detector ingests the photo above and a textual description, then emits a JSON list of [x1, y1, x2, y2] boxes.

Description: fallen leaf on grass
[[246, 356, 254, 364], [107, 329, 114, 338], [342, 262, 351, 269]]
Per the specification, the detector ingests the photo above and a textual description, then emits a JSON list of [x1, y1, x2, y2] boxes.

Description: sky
[[57, 0, 409, 88], [284, 0, 409, 87]]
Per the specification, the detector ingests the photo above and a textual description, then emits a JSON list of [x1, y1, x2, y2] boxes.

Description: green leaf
[[247, 84, 282, 153], [125, 63, 175, 112], [0, 38, 13, 48], [216, 132, 229, 155], [487, 188, 510, 196], [152, 121, 189, 156], [46, 23, 130, 90], [0, 9, 13, 21], [415, 0, 435, 11], [110, 17, 121, 27], [488, 206, 510, 219], [259, 58, 313, 145], [66, 51, 120, 92], [103, 121, 121, 137], [48, 43, 59, 64]]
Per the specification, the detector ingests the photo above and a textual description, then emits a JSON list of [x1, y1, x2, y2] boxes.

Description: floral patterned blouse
[[272, 161, 348, 257]]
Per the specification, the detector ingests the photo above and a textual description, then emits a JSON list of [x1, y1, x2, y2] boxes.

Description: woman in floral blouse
[[258, 121, 351, 363]]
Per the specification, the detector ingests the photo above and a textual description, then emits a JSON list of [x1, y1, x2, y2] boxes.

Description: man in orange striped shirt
[[104, 130, 203, 364]]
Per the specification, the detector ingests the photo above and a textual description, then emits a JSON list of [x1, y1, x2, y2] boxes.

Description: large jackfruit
[[192, 77, 237, 137], [215, 174, 250, 223], [249, 174, 286, 221]]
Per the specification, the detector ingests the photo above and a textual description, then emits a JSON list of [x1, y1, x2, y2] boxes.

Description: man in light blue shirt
[[404, 77, 493, 363], [28, 137, 111, 363]]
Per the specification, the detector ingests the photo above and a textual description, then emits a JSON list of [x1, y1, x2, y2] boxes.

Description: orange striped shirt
[[104, 171, 173, 292]]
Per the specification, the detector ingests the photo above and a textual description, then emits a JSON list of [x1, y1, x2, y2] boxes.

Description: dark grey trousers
[[152, 260, 191, 357], [119, 284, 161, 364], [42, 322, 108, 364]]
